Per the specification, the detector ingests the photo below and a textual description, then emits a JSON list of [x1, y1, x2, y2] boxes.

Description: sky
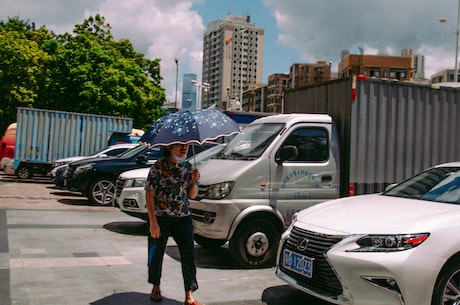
[[1, 0, 459, 104]]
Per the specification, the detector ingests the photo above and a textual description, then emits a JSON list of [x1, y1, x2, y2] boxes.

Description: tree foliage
[[0, 15, 166, 135]]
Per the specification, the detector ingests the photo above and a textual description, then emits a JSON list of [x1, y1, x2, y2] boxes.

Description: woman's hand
[[191, 169, 200, 183], [149, 221, 161, 239]]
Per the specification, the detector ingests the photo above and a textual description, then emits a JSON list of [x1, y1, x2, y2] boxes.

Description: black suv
[[65, 143, 214, 205]]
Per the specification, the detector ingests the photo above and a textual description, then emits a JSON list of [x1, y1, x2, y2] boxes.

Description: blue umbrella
[[140, 109, 241, 146]]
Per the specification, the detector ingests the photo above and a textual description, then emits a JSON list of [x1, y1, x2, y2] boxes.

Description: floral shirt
[[145, 158, 193, 217]]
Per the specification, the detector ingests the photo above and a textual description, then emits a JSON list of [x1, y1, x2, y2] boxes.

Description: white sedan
[[276, 161, 460, 305]]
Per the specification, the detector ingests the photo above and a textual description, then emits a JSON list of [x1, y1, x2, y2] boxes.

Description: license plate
[[282, 249, 314, 278]]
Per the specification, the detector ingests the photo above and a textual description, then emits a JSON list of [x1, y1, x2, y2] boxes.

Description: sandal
[[150, 288, 162, 302], [184, 301, 204, 305]]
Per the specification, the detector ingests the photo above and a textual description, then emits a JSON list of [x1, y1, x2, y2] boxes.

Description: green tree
[[0, 15, 166, 134], [0, 17, 52, 134], [41, 14, 165, 128]]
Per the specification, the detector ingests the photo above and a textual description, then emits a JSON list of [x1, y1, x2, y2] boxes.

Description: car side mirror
[[276, 145, 298, 165], [1, 142, 5, 148], [136, 155, 148, 163]]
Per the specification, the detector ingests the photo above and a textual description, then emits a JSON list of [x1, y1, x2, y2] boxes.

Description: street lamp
[[174, 58, 179, 110], [191, 80, 210, 110], [439, 0, 460, 82]]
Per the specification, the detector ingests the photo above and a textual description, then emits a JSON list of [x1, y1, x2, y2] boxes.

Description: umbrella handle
[[192, 145, 196, 169]]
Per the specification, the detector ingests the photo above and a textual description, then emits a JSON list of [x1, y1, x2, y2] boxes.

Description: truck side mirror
[[276, 145, 298, 165]]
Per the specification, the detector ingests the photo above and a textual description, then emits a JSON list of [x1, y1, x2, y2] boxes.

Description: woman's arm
[[188, 168, 200, 199], [146, 189, 160, 238]]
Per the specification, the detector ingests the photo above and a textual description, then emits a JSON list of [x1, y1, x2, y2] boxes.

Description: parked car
[[65, 142, 217, 206], [51, 143, 137, 169], [0, 122, 16, 170], [3, 159, 15, 175], [50, 143, 137, 188], [116, 143, 227, 220], [276, 161, 460, 305]]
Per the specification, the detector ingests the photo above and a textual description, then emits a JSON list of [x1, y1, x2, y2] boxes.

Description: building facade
[[289, 61, 332, 88], [266, 73, 289, 113], [338, 53, 413, 81], [201, 15, 264, 110], [431, 69, 460, 83]]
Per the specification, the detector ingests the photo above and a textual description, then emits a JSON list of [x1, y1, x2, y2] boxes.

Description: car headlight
[[125, 178, 147, 188], [74, 164, 94, 175], [203, 181, 234, 199], [52, 161, 69, 168], [349, 233, 430, 252]]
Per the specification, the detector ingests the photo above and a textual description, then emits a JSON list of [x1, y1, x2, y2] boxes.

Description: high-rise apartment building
[[401, 48, 425, 81], [201, 15, 264, 110]]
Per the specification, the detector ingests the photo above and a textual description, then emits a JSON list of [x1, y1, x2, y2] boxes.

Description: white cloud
[[95, 0, 205, 102], [1, 0, 459, 106], [264, 0, 458, 77]]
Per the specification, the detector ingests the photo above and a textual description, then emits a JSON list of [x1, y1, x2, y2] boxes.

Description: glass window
[[280, 127, 329, 162]]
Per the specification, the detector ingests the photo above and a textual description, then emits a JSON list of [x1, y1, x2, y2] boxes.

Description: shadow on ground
[[104, 221, 148, 235], [90, 292, 183, 305]]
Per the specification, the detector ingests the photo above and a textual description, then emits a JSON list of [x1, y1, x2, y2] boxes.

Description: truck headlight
[[125, 178, 147, 188], [203, 181, 234, 199], [74, 164, 94, 175], [349, 233, 430, 252]]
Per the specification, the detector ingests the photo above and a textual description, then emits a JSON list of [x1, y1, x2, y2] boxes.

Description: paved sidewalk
[[0, 175, 328, 305]]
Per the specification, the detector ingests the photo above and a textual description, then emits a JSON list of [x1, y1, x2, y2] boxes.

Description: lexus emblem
[[297, 238, 309, 251]]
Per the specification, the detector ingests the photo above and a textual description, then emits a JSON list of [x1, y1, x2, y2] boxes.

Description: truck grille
[[115, 178, 126, 198], [279, 226, 344, 297], [191, 208, 216, 224]]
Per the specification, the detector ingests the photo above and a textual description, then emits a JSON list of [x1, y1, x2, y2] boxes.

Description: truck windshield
[[216, 123, 284, 160]]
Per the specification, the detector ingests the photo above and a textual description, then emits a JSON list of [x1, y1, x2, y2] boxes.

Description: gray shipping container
[[284, 76, 460, 196], [14, 107, 133, 176]]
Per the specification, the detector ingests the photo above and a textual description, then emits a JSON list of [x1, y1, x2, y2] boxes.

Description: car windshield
[[384, 166, 460, 204], [215, 123, 284, 160], [116, 143, 149, 158]]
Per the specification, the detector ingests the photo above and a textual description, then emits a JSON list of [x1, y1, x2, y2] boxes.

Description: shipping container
[[14, 108, 133, 178], [284, 76, 460, 196]]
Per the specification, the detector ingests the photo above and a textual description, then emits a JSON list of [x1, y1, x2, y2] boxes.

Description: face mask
[[172, 152, 186, 163]]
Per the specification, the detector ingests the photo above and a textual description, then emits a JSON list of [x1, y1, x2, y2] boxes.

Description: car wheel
[[88, 178, 115, 205], [17, 166, 32, 179], [432, 257, 460, 305], [194, 234, 227, 248], [229, 219, 280, 268]]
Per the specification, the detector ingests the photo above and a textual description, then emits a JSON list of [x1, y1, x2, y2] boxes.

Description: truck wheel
[[88, 178, 115, 205], [17, 166, 32, 179], [229, 219, 280, 268], [431, 257, 460, 305], [194, 234, 227, 248]]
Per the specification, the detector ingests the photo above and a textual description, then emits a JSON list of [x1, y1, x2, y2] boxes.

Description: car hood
[[119, 167, 151, 179], [294, 194, 460, 234]]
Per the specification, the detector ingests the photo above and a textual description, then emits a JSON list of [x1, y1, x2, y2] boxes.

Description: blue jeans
[[147, 215, 198, 292]]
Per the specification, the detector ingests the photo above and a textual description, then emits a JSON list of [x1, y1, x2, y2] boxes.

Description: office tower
[[181, 73, 197, 109], [201, 15, 264, 110]]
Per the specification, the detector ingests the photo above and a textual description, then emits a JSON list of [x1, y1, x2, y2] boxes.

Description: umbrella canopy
[[140, 109, 241, 146]]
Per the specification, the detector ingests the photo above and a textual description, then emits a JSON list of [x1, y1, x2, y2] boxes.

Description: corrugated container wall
[[15, 108, 133, 164], [284, 77, 460, 196]]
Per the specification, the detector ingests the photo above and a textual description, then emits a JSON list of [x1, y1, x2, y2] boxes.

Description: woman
[[145, 143, 203, 305]]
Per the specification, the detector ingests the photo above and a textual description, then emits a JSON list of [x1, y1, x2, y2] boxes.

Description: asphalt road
[[0, 172, 332, 305]]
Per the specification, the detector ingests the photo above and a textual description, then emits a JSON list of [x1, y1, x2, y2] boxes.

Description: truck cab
[[190, 113, 340, 267]]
